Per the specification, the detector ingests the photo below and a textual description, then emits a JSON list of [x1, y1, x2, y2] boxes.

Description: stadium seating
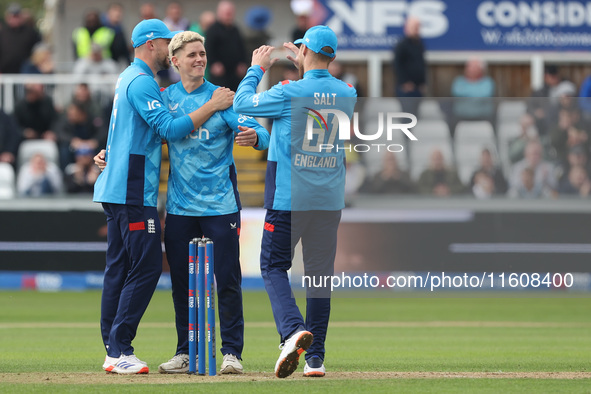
[[0, 163, 16, 199], [17, 140, 60, 170], [363, 98, 402, 121], [412, 119, 451, 144], [453, 121, 498, 184], [496, 100, 527, 125], [418, 99, 446, 120]]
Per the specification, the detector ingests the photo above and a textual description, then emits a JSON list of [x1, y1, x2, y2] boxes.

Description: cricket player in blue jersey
[[156, 31, 270, 375], [234, 26, 357, 378], [92, 19, 235, 374]]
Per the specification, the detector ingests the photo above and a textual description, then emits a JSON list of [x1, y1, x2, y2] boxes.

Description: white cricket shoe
[[158, 354, 190, 374], [303, 356, 326, 377], [102, 355, 119, 373], [274, 330, 313, 378], [220, 354, 243, 374], [111, 354, 149, 374]]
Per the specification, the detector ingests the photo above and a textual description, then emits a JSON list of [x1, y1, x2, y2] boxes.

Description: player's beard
[[156, 51, 170, 71]]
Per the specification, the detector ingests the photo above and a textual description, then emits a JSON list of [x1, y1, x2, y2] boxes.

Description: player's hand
[[210, 87, 234, 111], [251, 45, 279, 70], [283, 42, 301, 70], [235, 126, 258, 147], [94, 149, 107, 171]]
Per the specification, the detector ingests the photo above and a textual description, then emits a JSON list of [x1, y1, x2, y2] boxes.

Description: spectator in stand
[[190, 10, 215, 36], [329, 60, 363, 97], [57, 102, 103, 169], [72, 10, 115, 61], [139, 2, 157, 20], [557, 165, 591, 197], [101, 2, 131, 66], [451, 58, 495, 133], [578, 73, 591, 122], [71, 83, 107, 132], [17, 153, 62, 197], [0, 108, 20, 167], [290, 0, 312, 42], [469, 148, 507, 196], [556, 145, 591, 188], [163, 1, 190, 31], [243, 6, 272, 63], [72, 43, 119, 100], [161, 2, 191, 85], [206, 1, 247, 91], [14, 83, 58, 142], [361, 152, 413, 194], [524, 65, 574, 137], [417, 149, 465, 196], [393, 16, 426, 115], [72, 43, 119, 75], [509, 140, 556, 197], [508, 167, 547, 199], [550, 107, 588, 165], [64, 145, 100, 194], [20, 42, 55, 74], [0, 2, 41, 74], [471, 170, 497, 199]]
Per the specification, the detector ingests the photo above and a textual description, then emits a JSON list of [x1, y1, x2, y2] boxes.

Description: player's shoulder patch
[[281, 80, 290, 85], [347, 83, 353, 88]]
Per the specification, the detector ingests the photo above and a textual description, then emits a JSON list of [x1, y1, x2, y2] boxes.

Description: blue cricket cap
[[131, 19, 182, 48], [294, 25, 337, 58]]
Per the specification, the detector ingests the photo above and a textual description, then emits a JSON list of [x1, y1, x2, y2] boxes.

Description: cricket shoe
[[111, 354, 149, 374], [158, 354, 190, 374], [274, 330, 313, 378], [303, 356, 326, 377], [102, 355, 119, 373], [220, 354, 243, 374]]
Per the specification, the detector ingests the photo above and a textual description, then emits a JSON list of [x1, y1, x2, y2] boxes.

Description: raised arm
[[233, 45, 285, 118]]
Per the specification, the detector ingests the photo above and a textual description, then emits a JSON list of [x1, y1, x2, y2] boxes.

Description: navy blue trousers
[[164, 212, 244, 359], [260, 209, 341, 361], [100, 203, 163, 357]]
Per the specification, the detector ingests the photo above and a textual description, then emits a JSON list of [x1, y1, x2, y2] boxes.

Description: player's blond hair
[[168, 31, 206, 72]]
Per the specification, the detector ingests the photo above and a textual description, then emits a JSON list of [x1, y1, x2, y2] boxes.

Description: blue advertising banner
[[316, 0, 591, 51]]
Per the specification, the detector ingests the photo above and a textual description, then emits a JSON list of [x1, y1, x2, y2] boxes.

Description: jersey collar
[[181, 79, 209, 95], [132, 58, 154, 78], [303, 69, 331, 79]]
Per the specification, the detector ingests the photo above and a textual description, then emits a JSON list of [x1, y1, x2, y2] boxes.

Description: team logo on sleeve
[[147, 100, 162, 110]]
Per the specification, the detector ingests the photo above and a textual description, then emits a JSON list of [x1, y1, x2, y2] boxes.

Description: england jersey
[[234, 66, 357, 211], [93, 58, 194, 207], [162, 80, 269, 216]]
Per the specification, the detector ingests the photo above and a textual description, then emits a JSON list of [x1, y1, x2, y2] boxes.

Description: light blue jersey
[[162, 80, 269, 216], [234, 66, 357, 211], [93, 58, 194, 207]]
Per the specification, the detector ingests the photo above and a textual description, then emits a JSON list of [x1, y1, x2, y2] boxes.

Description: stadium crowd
[[0, 0, 590, 200]]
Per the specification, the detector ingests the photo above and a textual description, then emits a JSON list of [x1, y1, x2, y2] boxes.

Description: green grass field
[[0, 291, 589, 392]]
